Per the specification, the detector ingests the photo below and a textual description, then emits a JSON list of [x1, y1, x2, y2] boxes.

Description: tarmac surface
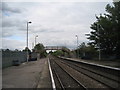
[[2, 58, 52, 88]]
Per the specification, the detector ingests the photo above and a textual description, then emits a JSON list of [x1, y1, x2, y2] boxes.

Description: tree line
[[71, 1, 119, 60], [54, 1, 120, 60]]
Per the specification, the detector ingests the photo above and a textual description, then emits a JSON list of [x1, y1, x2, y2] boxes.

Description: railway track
[[49, 56, 120, 89], [49, 58, 87, 89], [58, 58, 120, 89]]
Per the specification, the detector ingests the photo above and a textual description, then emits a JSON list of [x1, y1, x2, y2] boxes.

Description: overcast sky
[[1, 1, 112, 50]]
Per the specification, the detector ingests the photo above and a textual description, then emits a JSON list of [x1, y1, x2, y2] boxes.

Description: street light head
[[28, 21, 32, 23]]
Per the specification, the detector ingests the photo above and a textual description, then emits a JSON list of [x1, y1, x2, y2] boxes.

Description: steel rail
[[52, 69, 65, 89]]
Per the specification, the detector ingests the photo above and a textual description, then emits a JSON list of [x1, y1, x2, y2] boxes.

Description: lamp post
[[75, 35, 79, 58], [26, 21, 32, 62], [35, 35, 38, 46]]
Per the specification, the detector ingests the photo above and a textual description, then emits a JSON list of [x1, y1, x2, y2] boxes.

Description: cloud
[[2, 38, 25, 50], [1, 2, 110, 50], [2, 16, 26, 28], [1, 2, 21, 13], [2, 0, 113, 2]]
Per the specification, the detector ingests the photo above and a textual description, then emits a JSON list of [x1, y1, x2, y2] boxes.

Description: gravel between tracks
[[55, 59, 109, 88], [61, 59, 119, 88]]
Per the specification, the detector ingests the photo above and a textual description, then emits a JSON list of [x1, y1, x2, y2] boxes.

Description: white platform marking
[[48, 58, 56, 90]]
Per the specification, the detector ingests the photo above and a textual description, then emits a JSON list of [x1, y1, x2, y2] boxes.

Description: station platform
[[60, 57, 120, 69], [2, 58, 52, 88]]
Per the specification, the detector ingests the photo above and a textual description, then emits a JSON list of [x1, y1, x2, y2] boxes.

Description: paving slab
[[2, 58, 52, 88], [37, 58, 52, 88]]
